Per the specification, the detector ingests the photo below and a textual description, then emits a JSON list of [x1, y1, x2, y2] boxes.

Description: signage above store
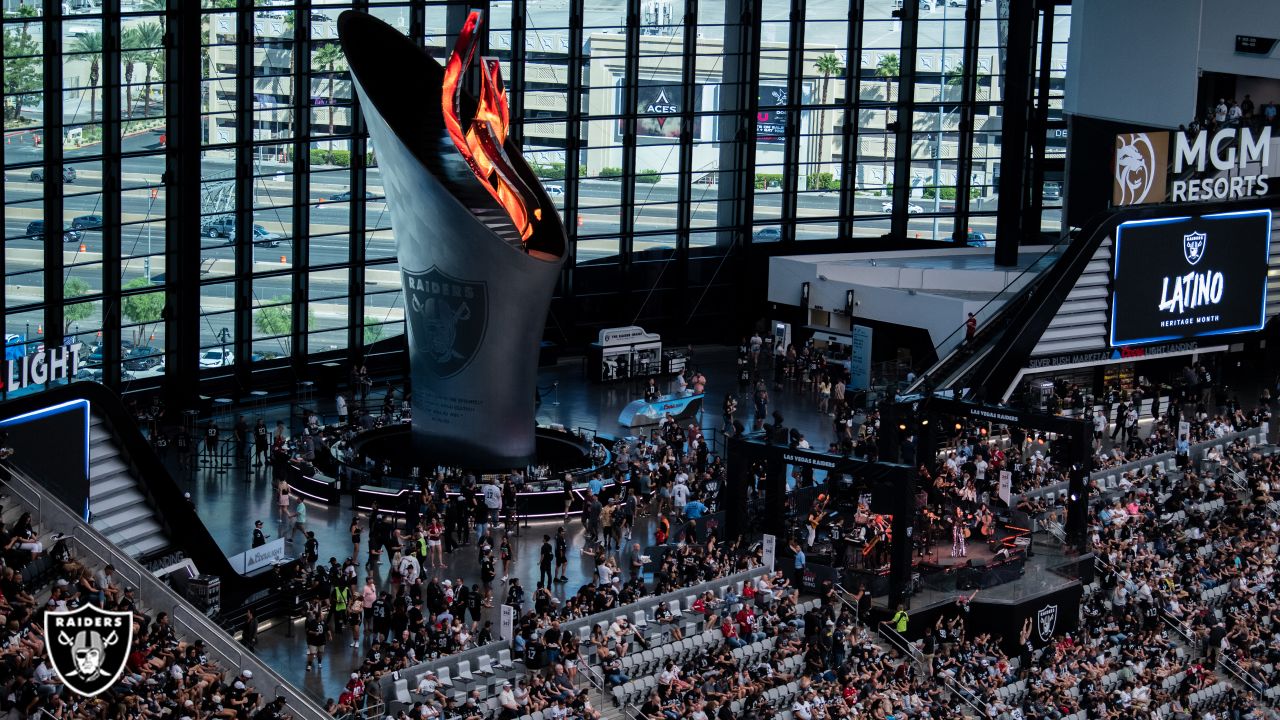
[[1028, 340, 1206, 370], [1112, 127, 1274, 207], [1236, 35, 1277, 55]]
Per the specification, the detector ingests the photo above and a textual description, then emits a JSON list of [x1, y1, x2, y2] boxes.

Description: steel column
[[837, 0, 865, 243], [101, 0, 124, 387], [779, 0, 806, 244], [950, 0, 982, 243], [889, 0, 919, 241], [992, 0, 1037, 266]]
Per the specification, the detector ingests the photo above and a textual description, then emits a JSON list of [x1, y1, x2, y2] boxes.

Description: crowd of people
[[99, 345, 1280, 720], [1185, 94, 1279, 135], [0, 503, 291, 720]]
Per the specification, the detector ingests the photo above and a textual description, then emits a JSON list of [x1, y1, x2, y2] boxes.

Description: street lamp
[[217, 326, 231, 367]]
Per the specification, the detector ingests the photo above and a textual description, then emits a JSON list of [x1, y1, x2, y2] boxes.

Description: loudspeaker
[[968, 558, 987, 569]]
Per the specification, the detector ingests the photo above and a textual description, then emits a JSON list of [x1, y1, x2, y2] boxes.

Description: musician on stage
[[950, 505, 968, 558], [805, 493, 830, 548]]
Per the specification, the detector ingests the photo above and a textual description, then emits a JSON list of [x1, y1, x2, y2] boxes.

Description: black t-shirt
[[540, 541, 553, 568], [306, 618, 327, 646]]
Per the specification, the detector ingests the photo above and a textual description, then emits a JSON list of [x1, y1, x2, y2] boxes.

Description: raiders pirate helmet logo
[[45, 604, 133, 697], [405, 266, 489, 378]]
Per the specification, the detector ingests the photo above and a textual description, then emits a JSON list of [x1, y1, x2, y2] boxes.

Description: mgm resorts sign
[[1113, 127, 1273, 207]]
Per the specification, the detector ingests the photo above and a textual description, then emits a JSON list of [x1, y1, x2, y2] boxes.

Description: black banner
[[624, 82, 700, 139], [967, 582, 1083, 653], [1110, 210, 1271, 347], [757, 85, 790, 143]]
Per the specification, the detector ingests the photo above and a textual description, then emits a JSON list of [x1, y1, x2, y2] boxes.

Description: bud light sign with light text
[[1109, 210, 1271, 347]]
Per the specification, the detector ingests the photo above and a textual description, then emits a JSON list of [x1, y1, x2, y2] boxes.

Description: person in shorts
[[305, 612, 330, 671]]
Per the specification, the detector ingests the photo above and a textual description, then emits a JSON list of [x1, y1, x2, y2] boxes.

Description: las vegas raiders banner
[[339, 12, 566, 468], [45, 604, 133, 697], [1109, 210, 1271, 347]]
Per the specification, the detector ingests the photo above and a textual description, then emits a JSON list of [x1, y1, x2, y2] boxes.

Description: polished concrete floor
[[169, 344, 846, 701]]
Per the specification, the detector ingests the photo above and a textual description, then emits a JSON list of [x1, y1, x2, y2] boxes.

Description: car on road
[[25, 220, 83, 243], [74, 367, 136, 382], [752, 226, 782, 242], [541, 183, 565, 197], [71, 214, 104, 230], [235, 224, 284, 248], [966, 231, 988, 247], [880, 201, 924, 214], [85, 340, 134, 366], [123, 346, 164, 371], [201, 217, 284, 247], [199, 348, 235, 368], [323, 190, 379, 202], [29, 167, 77, 183]]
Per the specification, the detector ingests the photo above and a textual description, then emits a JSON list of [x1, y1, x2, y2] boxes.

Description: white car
[[542, 183, 564, 196], [199, 348, 235, 368], [881, 201, 925, 214]]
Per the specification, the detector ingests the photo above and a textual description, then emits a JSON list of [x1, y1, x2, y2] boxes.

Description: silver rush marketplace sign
[[1113, 127, 1275, 207]]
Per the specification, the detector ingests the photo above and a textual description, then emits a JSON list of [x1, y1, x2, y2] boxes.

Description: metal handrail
[[1, 463, 329, 720], [581, 661, 645, 720], [876, 623, 925, 666], [885, 618, 995, 718], [1218, 652, 1272, 702]]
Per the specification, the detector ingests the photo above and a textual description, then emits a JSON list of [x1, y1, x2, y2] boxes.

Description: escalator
[[902, 237, 1071, 396], [0, 382, 288, 607]]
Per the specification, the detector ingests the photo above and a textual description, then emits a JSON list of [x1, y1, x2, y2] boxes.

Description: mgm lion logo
[[405, 266, 488, 378], [45, 604, 133, 698], [1113, 132, 1168, 206]]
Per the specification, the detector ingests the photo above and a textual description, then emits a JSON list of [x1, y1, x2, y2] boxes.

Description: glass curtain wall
[[1, 0, 1068, 395]]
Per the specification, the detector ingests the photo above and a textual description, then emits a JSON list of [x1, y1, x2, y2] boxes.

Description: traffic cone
[[280, 255, 287, 264], [79, 243, 86, 252]]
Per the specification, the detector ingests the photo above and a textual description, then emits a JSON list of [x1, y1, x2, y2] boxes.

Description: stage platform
[[871, 534, 1088, 653]]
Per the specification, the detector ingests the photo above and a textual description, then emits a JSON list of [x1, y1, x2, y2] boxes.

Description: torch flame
[[442, 11, 542, 243]]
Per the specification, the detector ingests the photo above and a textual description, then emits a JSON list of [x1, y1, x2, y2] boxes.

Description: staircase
[[87, 412, 170, 559]]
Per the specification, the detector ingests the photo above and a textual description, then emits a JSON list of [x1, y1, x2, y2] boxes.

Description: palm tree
[[135, 0, 167, 32], [130, 22, 164, 113], [812, 53, 843, 175], [67, 31, 104, 121], [313, 42, 346, 135], [875, 53, 899, 194], [121, 28, 145, 119]]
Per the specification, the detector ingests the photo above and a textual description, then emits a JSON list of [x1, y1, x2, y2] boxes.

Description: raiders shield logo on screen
[[1183, 231, 1207, 266], [1036, 604, 1058, 642], [405, 266, 488, 378], [45, 604, 133, 697]]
